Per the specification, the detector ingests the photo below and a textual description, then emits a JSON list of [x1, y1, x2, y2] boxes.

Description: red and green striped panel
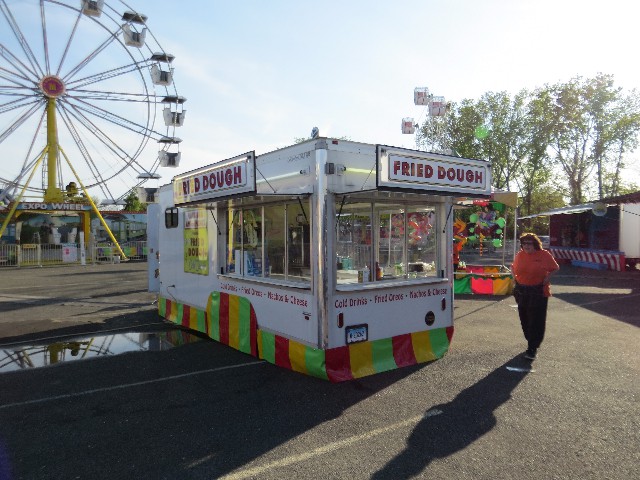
[[158, 293, 257, 357], [158, 297, 206, 333], [258, 326, 454, 383], [206, 291, 258, 356], [159, 296, 454, 382]]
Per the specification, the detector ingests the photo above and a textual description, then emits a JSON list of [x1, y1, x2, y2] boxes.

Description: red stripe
[[325, 346, 353, 382], [392, 334, 417, 367], [275, 336, 292, 369], [182, 304, 190, 327], [446, 325, 455, 343], [219, 292, 230, 345]]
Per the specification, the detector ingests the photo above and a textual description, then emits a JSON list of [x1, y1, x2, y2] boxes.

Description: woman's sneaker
[[524, 349, 537, 360]]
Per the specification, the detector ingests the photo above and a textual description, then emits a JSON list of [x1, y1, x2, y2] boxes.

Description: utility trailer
[[148, 139, 491, 381]]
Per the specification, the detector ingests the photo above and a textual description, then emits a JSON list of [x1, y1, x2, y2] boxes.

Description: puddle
[[0, 329, 203, 373]]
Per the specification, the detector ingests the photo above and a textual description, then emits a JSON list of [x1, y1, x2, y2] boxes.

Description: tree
[[534, 74, 640, 203], [418, 74, 640, 210], [123, 189, 147, 211]]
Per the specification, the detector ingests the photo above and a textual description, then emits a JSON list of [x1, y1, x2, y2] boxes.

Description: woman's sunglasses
[[521, 241, 535, 246]]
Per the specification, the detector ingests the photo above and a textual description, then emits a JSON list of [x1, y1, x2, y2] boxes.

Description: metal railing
[[0, 241, 147, 267]]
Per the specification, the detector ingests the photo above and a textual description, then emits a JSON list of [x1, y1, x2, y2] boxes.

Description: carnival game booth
[[451, 192, 518, 295], [520, 192, 640, 271], [148, 139, 491, 381]]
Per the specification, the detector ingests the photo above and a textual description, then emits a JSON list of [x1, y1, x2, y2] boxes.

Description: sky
[[2, 0, 640, 201], [149, 0, 640, 190]]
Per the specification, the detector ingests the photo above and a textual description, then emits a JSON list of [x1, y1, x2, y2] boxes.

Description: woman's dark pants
[[517, 286, 548, 351]]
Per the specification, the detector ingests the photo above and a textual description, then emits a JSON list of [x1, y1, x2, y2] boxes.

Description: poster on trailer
[[184, 209, 208, 275]]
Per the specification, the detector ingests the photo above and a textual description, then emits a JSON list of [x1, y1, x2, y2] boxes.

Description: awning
[[519, 203, 598, 219]]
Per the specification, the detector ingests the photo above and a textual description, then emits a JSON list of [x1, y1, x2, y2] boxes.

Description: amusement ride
[[0, 0, 185, 258]]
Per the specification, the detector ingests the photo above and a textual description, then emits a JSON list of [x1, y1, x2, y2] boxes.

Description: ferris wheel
[[402, 87, 448, 151], [0, 0, 185, 207]]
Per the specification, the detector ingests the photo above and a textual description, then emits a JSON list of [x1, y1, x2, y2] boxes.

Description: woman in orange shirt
[[512, 233, 559, 360]]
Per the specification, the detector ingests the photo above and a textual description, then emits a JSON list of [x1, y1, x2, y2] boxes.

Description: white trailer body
[[150, 139, 491, 381], [619, 203, 640, 263]]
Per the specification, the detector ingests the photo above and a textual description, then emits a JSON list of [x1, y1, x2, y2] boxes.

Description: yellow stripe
[[289, 340, 308, 374], [349, 342, 375, 378], [412, 330, 436, 362], [228, 294, 240, 349], [189, 307, 199, 332], [168, 300, 177, 322]]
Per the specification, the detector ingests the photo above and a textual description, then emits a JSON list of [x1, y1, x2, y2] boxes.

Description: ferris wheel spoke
[[66, 60, 152, 90], [0, 0, 44, 78], [58, 106, 105, 180], [62, 31, 120, 84], [54, 2, 83, 77], [0, 43, 40, 83], [39, 0, 51, 74], [70, 89, 160, 104], [68, 97, 159, 140], [0, 101, 44, 145], [0, 95, 40, 115], [59, 102, 143, 179]]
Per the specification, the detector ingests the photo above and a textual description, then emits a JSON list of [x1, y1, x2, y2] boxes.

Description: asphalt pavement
[[0, 261, 638, 479]]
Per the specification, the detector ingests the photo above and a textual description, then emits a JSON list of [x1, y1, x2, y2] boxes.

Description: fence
[[0, 241, 147, 267]]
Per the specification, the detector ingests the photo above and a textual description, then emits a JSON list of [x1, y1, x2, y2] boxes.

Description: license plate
[[345, 324, 368, 344]]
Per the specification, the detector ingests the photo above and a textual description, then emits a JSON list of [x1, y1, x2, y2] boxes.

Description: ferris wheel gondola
[[0, 0, 185, 207], [402, 87, 450, 152]]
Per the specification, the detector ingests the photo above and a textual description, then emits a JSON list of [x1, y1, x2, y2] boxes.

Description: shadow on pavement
[[372, 355, 529, 479], [0, 336, 425, 479], [552, 265, 640, 327]]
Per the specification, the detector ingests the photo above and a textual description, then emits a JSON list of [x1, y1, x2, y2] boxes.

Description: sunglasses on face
[[521, 242, 534, 246]]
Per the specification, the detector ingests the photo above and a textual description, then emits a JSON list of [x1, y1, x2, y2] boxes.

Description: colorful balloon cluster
[[453, 202, 507, 249]]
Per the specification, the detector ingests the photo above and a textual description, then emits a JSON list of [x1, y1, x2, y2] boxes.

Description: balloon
[[409, 221, 419, 229], [493, 239, 502, 248], [495, 229, 503, 235], [496, 217, 506, 228], [469, 214, 478, 223], [468, 235, 477, 241], [469, 227, 475, 233]]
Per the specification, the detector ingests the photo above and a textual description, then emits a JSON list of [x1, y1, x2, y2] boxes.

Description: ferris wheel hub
[[39, 75, 66, 98]]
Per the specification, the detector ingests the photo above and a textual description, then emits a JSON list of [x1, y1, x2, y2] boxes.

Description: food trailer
[[148, 139, 491, 381]]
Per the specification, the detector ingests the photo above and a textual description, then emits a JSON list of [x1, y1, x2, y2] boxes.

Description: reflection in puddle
[[0, 329, 203, 372]]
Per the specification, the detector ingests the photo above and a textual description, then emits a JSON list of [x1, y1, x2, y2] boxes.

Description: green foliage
[[123, 189, 147, 212], [418, 74, 640, 207]]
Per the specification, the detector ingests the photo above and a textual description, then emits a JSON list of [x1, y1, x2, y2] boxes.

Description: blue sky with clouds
[[153, 0, 639, 172], [2, 0, 639, 200]]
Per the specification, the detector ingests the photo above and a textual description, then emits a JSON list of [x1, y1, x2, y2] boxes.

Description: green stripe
[[260, 330, 276, 364], [429, 328, 450, 358], [371, 338, 397, 373], [304, 347, 329, 380], [238, 296, 251, 354], [196, 309, 206, 333], [208, 292, 220, 341], [176, 303, 184, 324], [454, 276, 472, 294], [158, 297, 166, 317]]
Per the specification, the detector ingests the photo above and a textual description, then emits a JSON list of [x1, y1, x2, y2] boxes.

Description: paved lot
[[0, 262, 638, 479]]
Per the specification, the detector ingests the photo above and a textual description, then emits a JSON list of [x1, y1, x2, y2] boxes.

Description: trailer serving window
[[224, 200, 310, 284], [336, 199, 438, 285]]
